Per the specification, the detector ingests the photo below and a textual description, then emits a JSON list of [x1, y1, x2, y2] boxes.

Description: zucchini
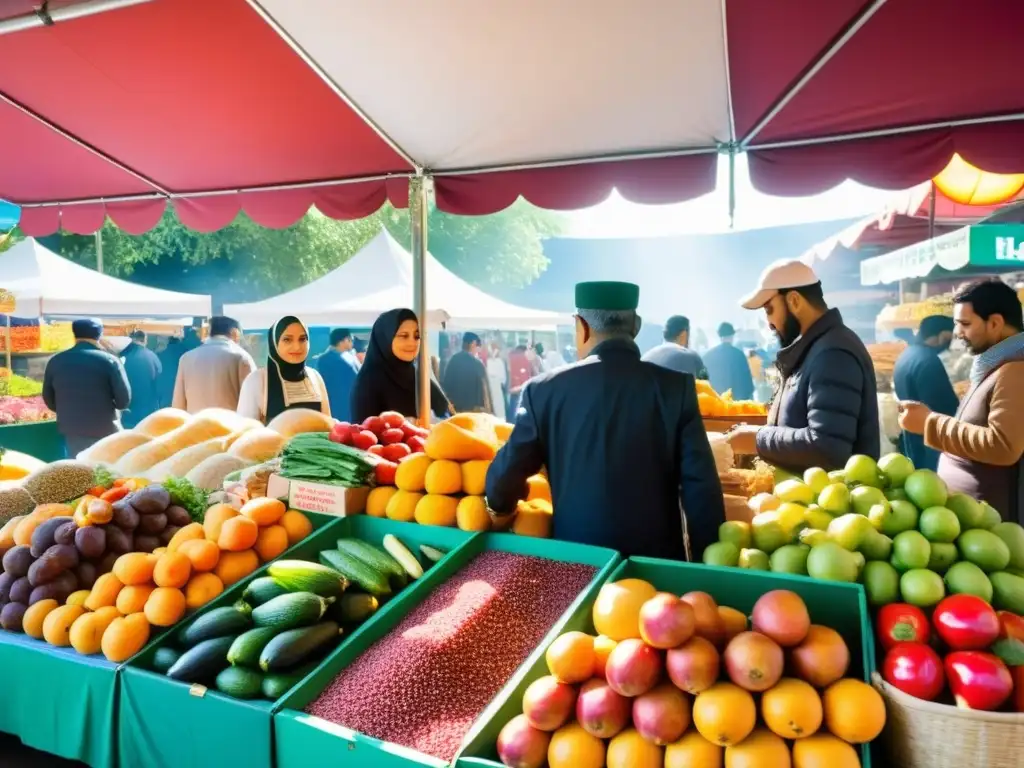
[[251, 592, 332, 631], [419, 544, 446, 564], [336, 538, 406, 583], [151, 646, 181, 674], [259, 621, 341, 672], [242, 577, 291, 606], [215, 666, 263, 700], [177, 604, 252, 648], [227, 626, 280, 667], [318, 549, 391, 597], [261, 662, 317, 700], [167, 635, 237, 683], [383, 534, 423, 579], [266, 560, 347, 598], [330, 592, 379, 625]]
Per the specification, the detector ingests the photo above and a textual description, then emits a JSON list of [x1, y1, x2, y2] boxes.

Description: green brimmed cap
[[575, 281, 640, 311]]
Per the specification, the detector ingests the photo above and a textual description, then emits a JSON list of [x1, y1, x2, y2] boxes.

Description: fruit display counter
[[271, 533, 620, 768]]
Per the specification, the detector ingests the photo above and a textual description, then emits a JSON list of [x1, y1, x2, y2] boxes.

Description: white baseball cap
[[740, 258, 821, 310]]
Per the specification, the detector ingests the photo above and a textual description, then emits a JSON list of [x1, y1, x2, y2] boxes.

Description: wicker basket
[[872, 672, 1024, 768]]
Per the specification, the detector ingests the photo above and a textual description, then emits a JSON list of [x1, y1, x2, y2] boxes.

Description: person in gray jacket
[[642, 315, 707, 378], [43, 319, 131, 457], [727, 259, 879, 472]]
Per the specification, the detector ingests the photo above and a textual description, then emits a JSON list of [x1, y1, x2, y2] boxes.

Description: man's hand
[[898, 400, 932, 435], [487, 505, 516, 532], [726, 424, 760, 455]]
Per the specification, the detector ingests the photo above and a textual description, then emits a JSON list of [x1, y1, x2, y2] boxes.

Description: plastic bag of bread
[[237, 459, 280, 499], [77, 430, 151, 466], [116, 415, 235, 475], [267, 408, 333, 438], [134, 408, 191, 437], [146, 437, 230, 483], [185, 453, 252, 491], [228, 428, 287, 463]]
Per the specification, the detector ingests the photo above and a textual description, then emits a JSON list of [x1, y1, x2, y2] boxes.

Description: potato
[[9, 576, 31, 604], [137, 513, 167, 535], [165, 505, 192, 528], [2, 545, 34, 578], [74, 561, 98, 590], [54, 520, 78, 547], [129, 485, 171, 515], [28, 546, 78, 587], [133, 534, 160, 553], [105, 527, 133, 554], [1, 602, 27, 631], [97, 552, 119, 574], [30, 516, 74, 558], [0, 571, 14, 602], [160, 525, 181, 546], [75, 526, 106, 559], [112, 499, 140, 530]]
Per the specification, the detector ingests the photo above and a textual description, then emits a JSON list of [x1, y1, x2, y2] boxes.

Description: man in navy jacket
[[315, 328, 361, 423]]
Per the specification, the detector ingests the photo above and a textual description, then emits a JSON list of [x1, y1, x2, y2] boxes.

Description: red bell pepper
[[997, 611, 1024, 643], [877, 603, 930, 651], [933, 595, 1001, 651], [882, 642, 946, 701], [944, 651, 1013, 711]]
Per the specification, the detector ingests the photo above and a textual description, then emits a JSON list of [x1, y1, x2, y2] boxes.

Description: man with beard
[[899, 279, 1024, 523], [727, 260, 879, 471], [893, 315, 959, 471]]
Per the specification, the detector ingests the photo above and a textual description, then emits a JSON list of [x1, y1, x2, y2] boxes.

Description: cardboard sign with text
[[267, 474, 368, 517]]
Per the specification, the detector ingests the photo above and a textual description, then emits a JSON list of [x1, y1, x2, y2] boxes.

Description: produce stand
[[457, 556, 876, 768], [118, 516, 477, 768], [0, 420, 64, 462], [272, 533, 621, 768], [702, 414, 767, 434]]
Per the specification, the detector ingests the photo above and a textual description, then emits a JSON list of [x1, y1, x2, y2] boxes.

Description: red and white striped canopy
[[3, 0, 1024, 235]]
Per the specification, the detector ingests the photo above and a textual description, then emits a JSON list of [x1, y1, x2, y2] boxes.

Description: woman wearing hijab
[[237, 316, 331, 424], [351, 308, 450, 423]]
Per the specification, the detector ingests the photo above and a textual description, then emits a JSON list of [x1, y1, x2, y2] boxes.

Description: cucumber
[[383, 534, 424, 579], [251, 592, 332, 631], [215, 666, 263, 699], [336, 539, 406, 583], [242, 577, 291, 606], [318, 549, 391, 598], [177, 604, 252, 648], [261, 662, 317, 700], [419, 545, 446, 564], [227, 626, 280, 667], [166, 635, 237, 683], [259, 621, 341, 672], [151, 646, 182, 674], [266, 560, 347, 598], [330, 593, 379, 625]]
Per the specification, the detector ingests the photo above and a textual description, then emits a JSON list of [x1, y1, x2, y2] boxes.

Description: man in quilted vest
[[899, 279, 1024, 523]]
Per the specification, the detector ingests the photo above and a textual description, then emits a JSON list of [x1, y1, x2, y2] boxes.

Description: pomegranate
[[575, 677, 631, 739], [751, 589, 811, 647], [681, 591, 725, 647], [521, 675, 577, 731], [724, 631, 784, 692], [604, 638, 663, 697], [666, 636, 721, 694], [496, 714, 550, 768], [639, 592, 696, 649], [631, 682, 692, 745]]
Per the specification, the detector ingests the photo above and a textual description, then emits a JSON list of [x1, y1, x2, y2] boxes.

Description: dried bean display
[[305, 551, 597, 760]]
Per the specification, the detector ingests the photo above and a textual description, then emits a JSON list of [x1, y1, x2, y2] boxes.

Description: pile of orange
[[696, 381, 767, 419], [495, 580, 885, 768]]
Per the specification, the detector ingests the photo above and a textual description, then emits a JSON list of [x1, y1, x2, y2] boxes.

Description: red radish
[[933, 595, 1001, 651], [496, 714, 549, 768], [407, 435, 427, 453], [666, 636, 720, 694], [380, 428, 405, 445], [399, 420, 420, 438], [380, 411, 406, 429], [639, 592, 696, 649], [362, 415, 386, 435], [604, 638, 662, 697], [330, 422, 351, 444], [522, 675, 576, 731], [351, 430, 379, 451], [381, 443, 412, 462], [373, 461, 398, 486], [575, 678, 630, 739], [367, 444, 385, 457], [945, 651, 1013, 711], [882, 642, 945, 701]]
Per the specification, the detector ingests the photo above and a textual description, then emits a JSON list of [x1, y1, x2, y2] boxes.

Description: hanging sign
[[0, 289, 15, 314]]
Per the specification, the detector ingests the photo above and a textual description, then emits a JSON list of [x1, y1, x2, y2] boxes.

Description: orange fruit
[[822, 679, 885, 744], [693, 682, 756, 746], [280, 509, 313, 545], [792, 733, 861, 768], [606, 728, 663, 768], [547, 722, 605, 768], [592, 579, 657, 641], [761, 678, 823, 739], [545, 631, 596, 683], [592, 635, 617, 678], [202, 503, 238, 541], [254, 524, 290, 562], [665, 731, 723, 768], [718, 606, 748, 643], [725, 728, 791, 768]]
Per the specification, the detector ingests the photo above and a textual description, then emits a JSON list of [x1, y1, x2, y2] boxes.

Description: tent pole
[[410, 174, 432, 426]]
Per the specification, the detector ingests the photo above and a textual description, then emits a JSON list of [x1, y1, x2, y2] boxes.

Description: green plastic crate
[[456, 556, 875, 768], [273, 532, 621, 768], [117, 516, 476, 768]]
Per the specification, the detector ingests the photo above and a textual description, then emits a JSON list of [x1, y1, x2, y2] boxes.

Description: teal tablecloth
[[0, 420, 65, 461]]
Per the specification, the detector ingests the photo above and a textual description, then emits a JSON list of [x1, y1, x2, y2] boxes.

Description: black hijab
[[266, 315, 317, 422], [356, 308, 449, 419]]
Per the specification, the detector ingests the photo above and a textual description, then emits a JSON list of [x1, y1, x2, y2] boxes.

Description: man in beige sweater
[[172, 316, 256, 413], [899, 280, 1024, 523]]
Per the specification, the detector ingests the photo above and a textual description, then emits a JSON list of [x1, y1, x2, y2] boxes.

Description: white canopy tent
[[0, 238, 212, 319], [224, 229, 569, 331]]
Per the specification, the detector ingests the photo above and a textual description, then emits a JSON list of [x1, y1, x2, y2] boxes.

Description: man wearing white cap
[[727, 259, 879, 471]]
